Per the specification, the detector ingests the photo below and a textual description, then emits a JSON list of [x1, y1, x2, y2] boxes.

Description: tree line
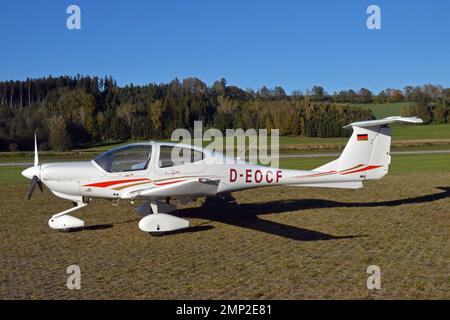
[[0, 75, 448, 151]]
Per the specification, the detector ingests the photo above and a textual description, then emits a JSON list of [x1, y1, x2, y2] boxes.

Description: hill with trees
[[0, 75, 448, 151]]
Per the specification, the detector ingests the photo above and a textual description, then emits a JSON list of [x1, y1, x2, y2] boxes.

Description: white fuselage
[[25, 141, 368, 204]]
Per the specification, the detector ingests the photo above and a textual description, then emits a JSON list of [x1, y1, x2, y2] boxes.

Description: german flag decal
[[357, 134, 368, 141]]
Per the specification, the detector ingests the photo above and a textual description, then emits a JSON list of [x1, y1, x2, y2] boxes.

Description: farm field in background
[[353, 102, 415, 119]]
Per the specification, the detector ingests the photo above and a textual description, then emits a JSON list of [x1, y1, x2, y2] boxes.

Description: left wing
[[122, 178, 220, 199]]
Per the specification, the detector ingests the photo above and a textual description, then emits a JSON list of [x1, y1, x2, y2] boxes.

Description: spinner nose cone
[[21, 166, 39, 180]]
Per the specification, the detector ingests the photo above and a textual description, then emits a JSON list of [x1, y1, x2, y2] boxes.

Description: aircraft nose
[[21, 166, 39, 180]]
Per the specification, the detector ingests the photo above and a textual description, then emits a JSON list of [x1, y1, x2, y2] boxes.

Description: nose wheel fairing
[[48, 201, 89, 231], [49, 214, 85, 230]]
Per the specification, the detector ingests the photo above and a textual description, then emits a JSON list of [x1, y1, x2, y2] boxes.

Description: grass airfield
[[0, 154, 449, 299]]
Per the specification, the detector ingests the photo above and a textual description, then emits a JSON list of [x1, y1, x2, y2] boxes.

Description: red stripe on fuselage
[[83, 178, 151, 188], [295, 170, 336, 178], [341, 165, 382, 175]]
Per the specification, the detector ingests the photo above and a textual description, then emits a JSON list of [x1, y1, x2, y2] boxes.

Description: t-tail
[[314, 116, 423, 183]]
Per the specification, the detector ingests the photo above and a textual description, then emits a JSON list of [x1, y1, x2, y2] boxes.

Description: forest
[[0, 75, 448, 151]]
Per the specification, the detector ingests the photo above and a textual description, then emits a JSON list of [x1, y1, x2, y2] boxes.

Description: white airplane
[[22, 116, 422, 235]]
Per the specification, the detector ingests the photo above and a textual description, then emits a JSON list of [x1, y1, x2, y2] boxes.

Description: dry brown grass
[[0, 172, 449, 299]]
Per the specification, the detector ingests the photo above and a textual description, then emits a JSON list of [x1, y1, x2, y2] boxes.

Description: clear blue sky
[[0, 0, 448, 94]]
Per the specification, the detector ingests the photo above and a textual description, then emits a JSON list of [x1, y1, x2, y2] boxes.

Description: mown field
[[0, 153, 449, 299], [353, 102, 415, 119]]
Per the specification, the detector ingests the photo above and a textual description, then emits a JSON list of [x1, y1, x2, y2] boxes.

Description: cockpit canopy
[[93, 143, 206, 173], [158, 145, 204, 168], [94, 144, 152, 173]]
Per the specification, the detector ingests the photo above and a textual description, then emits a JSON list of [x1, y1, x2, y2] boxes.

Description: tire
[[149, 231, 165, 237]]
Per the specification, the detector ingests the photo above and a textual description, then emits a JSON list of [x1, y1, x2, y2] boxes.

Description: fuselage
[[22, 141, 367, 203]]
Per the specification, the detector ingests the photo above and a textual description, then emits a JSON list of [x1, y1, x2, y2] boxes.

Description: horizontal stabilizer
[[289, 181, 363, 189], [343, 116, 423, 129]]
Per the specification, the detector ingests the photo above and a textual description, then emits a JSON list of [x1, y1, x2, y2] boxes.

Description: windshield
[[94, 145, 152, 172]]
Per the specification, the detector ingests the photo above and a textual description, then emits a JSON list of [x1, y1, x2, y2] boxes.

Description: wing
[[123, 178, 220, 199], [288, 181, 363, 189]]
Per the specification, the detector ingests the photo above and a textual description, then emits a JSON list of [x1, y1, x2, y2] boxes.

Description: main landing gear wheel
[[148, 223, 165, 236], [149, 231, 165, 237], [138, 213, 189, 235]]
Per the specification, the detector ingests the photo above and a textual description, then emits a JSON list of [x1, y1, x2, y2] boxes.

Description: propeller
[[25, 134, 43, 200], [27, 176, 42, 200]]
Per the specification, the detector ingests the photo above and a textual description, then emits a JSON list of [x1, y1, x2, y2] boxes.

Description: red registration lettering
[[230, 169, 237, 182], [266, 171, 273, 183], [254, 170, 263, 183], [245, 169, 252, 183], [276, 170, 282, 183]]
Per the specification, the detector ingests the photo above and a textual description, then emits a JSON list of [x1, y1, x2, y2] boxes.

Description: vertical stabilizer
[[314, 116, 422, 180]]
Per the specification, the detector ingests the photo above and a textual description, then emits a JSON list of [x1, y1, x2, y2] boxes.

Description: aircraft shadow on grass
[[70, 187, 450, 241], [68, 218, 139, 233], [175, 186, 450, 241]]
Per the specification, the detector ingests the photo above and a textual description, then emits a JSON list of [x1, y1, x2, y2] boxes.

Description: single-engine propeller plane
[[22, 116, 422, 235]]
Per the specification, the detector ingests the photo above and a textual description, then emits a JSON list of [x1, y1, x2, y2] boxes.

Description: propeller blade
[[34, 134, 39, 167], [27, 176, 38, 200], [37, 180, 43, 192]]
